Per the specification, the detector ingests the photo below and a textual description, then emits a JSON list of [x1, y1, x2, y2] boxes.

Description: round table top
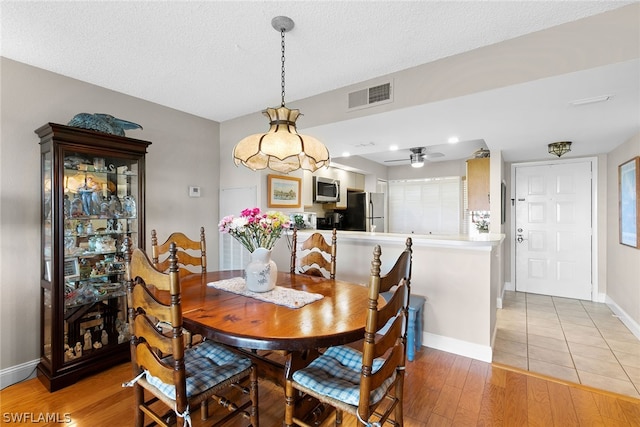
[[178, 270, 373, 351]]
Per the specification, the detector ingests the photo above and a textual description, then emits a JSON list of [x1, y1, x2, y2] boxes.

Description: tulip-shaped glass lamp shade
[[233, 16, 330, 173], [233, 106, 330, 173]]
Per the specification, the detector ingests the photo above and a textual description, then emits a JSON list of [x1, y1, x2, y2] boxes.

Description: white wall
[[0, 58, 220, 374], [606, 132, 640, 328], [387, 159, 467, 181]]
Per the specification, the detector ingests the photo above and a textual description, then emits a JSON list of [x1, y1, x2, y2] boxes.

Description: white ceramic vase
[[245, 247, 277, 293]]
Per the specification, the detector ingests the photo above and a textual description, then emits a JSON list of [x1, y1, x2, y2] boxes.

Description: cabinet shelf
[[37, 122, 151, 391], [66, 215, 138, 220], [65, 269, 125, 278], [64, 167, 138, 177], [64, 288, 126, 309], [65, 250, 120, 258], [69, 229, 137, 238]]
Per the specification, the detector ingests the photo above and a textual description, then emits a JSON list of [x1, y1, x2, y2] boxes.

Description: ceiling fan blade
[[425, 152, 444, 159], [384, 158, 409, 163]]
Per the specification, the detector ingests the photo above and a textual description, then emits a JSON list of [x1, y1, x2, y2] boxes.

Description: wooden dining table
[[178, 270, 374, 424], [179, 270, 372, 352]]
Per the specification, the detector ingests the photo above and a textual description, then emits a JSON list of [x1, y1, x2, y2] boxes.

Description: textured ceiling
[[1, 1, 638, 164], [1, 0, 632, 121]]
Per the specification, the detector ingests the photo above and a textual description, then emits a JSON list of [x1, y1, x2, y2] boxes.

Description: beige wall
[[607, 132, 640, 324], [0, 58, 220, 371]]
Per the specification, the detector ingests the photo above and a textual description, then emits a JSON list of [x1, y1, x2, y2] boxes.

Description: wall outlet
[[189, 186, 201, 198]]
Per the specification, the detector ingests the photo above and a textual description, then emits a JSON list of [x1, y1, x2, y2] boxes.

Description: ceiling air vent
[[348, 81, 393, 110]]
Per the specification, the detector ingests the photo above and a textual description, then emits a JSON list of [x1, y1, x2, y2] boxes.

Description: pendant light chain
[[281, 28, 286, 107], [233, 16, 330, 173]]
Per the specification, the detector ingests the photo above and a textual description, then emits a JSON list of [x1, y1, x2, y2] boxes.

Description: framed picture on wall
[[267, 174, 302, 208], [619, 156, 639, 248]]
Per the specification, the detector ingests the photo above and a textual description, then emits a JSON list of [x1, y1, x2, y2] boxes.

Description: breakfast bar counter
[[271, 230, 505, 362]]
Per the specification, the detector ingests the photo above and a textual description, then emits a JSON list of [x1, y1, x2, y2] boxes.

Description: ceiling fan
[[384, 147, 444, 168]]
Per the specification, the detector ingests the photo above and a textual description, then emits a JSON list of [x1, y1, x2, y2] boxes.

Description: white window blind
[[388, 177, 461, 235]]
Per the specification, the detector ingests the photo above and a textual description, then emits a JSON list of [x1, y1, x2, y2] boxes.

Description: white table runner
[[207, 277, 323, 309]]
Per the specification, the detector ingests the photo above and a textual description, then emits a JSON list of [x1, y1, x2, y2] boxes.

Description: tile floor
[[493, 290, 640, 399]]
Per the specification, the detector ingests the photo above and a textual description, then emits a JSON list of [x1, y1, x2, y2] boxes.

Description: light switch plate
[[189, 186, 201, 198]]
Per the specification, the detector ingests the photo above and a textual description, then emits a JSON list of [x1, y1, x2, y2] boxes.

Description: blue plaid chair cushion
[[145, 341, 252, 400], [292, 345, 396, 407]]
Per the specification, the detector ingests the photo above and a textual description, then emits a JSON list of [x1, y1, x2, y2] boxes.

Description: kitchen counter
[[293, 229, 503, 249], [271, 230, 505, 362]]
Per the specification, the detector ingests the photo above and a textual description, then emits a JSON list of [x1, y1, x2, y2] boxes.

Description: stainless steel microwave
[[313, 176, 340, 203]]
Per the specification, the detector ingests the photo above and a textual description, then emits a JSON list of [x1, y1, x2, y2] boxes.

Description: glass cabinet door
[[42, 150, 53, 363], [61, 151, 138, 361]]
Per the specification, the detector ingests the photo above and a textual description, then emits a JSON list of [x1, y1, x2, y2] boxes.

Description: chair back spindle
[[151, 227, 206, 279], [290, 228, 337, 279]]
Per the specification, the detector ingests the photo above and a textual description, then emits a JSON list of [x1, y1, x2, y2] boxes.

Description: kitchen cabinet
[[353, 172, 365, 191], [332, 169, 366, 208], [36, 122, 151, 391], [467, 157, 490, 211], [307, 167, 364, 208]]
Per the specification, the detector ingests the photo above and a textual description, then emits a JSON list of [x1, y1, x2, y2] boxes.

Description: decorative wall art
[[619, 156, 639, 248], [267, 174, 302, 208]]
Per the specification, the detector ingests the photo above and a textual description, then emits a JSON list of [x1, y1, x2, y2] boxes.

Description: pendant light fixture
[[233, 16, 330, 173], [548, 141, 572, 157]]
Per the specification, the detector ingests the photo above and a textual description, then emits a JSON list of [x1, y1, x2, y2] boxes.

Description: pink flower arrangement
[[218, 207, 290, 252]]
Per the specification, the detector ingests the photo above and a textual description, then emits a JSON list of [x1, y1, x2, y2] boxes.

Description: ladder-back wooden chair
[[151, 227, 206, 279], [151, 227, 207, 346], [379, 238, 412, 293], [290, 228, 337, 279], [124, 242, 259, 427], [284, 242, 411, 427]]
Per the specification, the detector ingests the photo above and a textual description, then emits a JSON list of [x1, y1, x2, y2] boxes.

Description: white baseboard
[[496, 281, 513, 309], [606, 296, 640, 340], [497, 281, 514, 309], [421, 332, 492, 363], [0, 359, 38, 389]]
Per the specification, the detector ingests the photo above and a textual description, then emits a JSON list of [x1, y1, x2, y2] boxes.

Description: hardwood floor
[[1, 347, 639, 426]]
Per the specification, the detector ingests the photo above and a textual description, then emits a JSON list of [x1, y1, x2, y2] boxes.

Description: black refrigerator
[[344, 192, 385, 232]]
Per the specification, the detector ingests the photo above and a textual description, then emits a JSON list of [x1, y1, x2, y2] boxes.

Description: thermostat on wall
[[189, 186, 201, 198]]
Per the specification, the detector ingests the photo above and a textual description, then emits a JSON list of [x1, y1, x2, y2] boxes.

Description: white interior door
[[514, 162, 592, 300]]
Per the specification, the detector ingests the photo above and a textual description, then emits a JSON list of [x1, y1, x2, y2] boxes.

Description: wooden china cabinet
[[36, 123, 151, 391]]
